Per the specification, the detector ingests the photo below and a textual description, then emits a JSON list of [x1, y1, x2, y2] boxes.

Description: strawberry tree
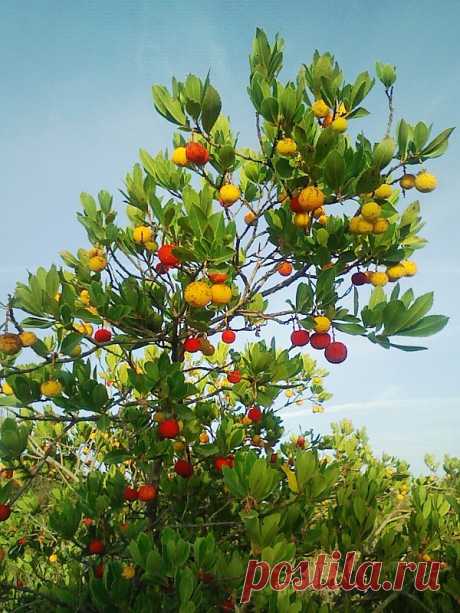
[[0, 29, 458, 612]]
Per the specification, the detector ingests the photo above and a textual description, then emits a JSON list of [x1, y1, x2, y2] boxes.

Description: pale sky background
[[1, 0, 459, 472]]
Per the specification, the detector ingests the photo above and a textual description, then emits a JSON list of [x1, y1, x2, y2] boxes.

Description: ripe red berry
[[184, 337, 201, 353], [296, 436, 305, 448], [221, 329, 236, 344], [277, 261, 293, 276], [185, 142, 209, 165], [174, 459, 193, 478], [88, 539, 105, 555], [351, 271, 369, 286], [82, 517, 93, 527], [214, 456, 234, 472], [227, 370, 241, 384], [157, 244, 180, 267], [158, 419, 180, 439], [325, 341, 348, 364], [247, 405, 263, 422], [290, 330, 310, 347], [94, 328, 112, 343], [123, 486, 138, 502], [0, 504, 11, 521], [155, 262, 171, 274], [289, 196, 303, 213], [138, 484, 157, 502], [94, 562, 105, 578], [310, 332, 331, 349]]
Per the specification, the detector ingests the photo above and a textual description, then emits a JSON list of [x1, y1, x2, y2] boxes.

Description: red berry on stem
[[88, 539, 105, 555], [0, 504, 11, 521], [310, 332, 331, 349], [214, 456, 234, 472], [123, 486, 138, 502], [184, 337, 201, 353], [174, 459, 193, 478], [247, 406, 262, 422], [325, 341, 348, 364], [155, 262, 171, 274], [290, 329, 310, 347], [158, 419, 180, 439], [289, 196, 303, 213], [185, 142, 209, 165], [158, 244, 180, 267], [94, 328, 112, 343], [227, 370, 241, 384], [138, 484, 157, 502], [221, 329, 236, 344], [277, 262, 293, 277], [351, 271, 369, 286]]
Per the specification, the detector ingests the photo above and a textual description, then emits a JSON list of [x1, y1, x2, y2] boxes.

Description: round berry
[[221, 329, 236, 344], [174, 459, 193, 478], [351, 272, 369, 286], [325, 341, 348, 364], [94, 328, 112, 343], [184, 337, 201, 353], [158, 419, 180, 439], [290, 330, 310, 347], [123, 486, 138, 502], [310, 332, 331, 350], [0, 504, 11, 522], [247, 406, 263, 422], [138, 484, 157, 502], [88, 539, 105, 555], [227, 370, 241, 384], [157, 244, 180, 267]]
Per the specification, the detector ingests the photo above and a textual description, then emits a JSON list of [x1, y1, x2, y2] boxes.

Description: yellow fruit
[[244, 211, 256, 224], [49, 553, 58, 563], [285, 389, 294, 398], [396, 493, 405, 502], [357, 218, 374, 234], [144, 240, 158, 251], [313, 207, 325, 219], [298, 186, 325, 211], [74, 322, 94, 336], [219, 184, 241, 206], [210, 284, 232, 305], [1, 383, 13, 396], [318, 214, 328, 226], [132, 225, 153, 244], [399, 174, 416, 190], [173, 441, 185, 453], [348, 217, 361, 234], [311, 99, 330, 118], [415, 171, 437, 193], [199, 432, 209, 444], [313, 316, 331, 333], [361, 202, 381, 222], [80, 290, 91, 305], [276, 138, 297, 156], [87, 247, 104, 258], [184, 281, 212, 308], [331, 117, 348, 133], [171, 146, 189, 166], [386, 264, 406, 281], [293, 213, 310, 228], [88, 255, 107, 272], [41, 380, 63, 397], [374, 184, 393, 199], [373, 218, 390, 234], [19, 331, 37, 347], [122, 565, 136, 580], [0, 333, 22, 355], [400, 260, 417, 276], [369, 272, 389, 287]]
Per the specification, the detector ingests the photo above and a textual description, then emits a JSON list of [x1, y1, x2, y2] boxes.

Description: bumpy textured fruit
[[185, 142, 209, 165], [123, 486, 138, 501], [94, 328, 112, 343], [184, 337, 201, 353], [373, 218, 389, 234], [348, 217, 361, 234], [244, 211, 256, 224], [401, 260, 417, 276], [298, 186, 325, 211], [41, 380, 63, 397], [293, 213, 310, 228], [247, 406, 263, 422], [276, 138, 297, 156], [221, 329, 236, 344], [74, 322, 93, 336], [369, 271, 389, 287], [289, 196, 303, 213], [88, 539, 105, 555], [290, 330, 310, 347], [351, 272, 369, 286], [211, 284, 232, 305], [199, 431, 210, 444], [219, 184, 241, 206], [361, 202, 381, 222], [313, 316, 331, 333], [138, 484, 157, 501], [0, 333, 22, 355], [158, 419, 180, 439], [88, 255, 107, 272], [331, 117, 348, 133], [172, 146, 188, 166], [357, 218, 374, 234], [184, 282, 212, 308], [374, 184, 393, 199], [19, 331, 37, 347], [415, 171, 437, 193], [313, 206, 325, 219], [325, 341, 348, 364], [311, 99, 330, 118], [208, 271, 228, 283], [227, 370, 241, 384], [214, 456, 233, 471], [386, 264, 406, 281], [122, 565, 136, 580], [174, 459, 193, 478], [158, 244, 180, 267], [0, 504, 11, 522], [133, 225, 153, 244], [399, 174, 415, 190], [79, 289, 91, 305], [277, 262, 293, 276]]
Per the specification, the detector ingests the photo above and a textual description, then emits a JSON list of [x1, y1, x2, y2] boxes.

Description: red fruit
[[227, 370, 241, 384], [214, 456, 233, 472], [270, 453, 278, 464], [351, 271, 369, 286], [221, 329, 236, 344], [123, 486, 138, 502], [289, 196, 303, 213], [247, 405, 263, 422], [158, 244, 180, 267], [94, 562, 105, 578], [174, 459, 193, 478], [82, 517, 93, 527], [94, 328, 112, 343], [325, 341, 348, 364], [0, 504, 11, 521], [184, 337, 201, 353], [88, 539, 105, 555], [185, 142, 209, 165], [296, 436, 305, 448], [310, 332, 331, 349], [138, 484, 157, 502], [290, 329, 310, 347], [277, 261, 293, 276], [17, 537, 26, 545], [208, 272, 228, 283], [155, 262, 171, 274], [158, 418, 180, 439]]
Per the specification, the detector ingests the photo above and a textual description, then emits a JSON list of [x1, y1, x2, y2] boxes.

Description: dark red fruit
[[310, 332, 331, 349], [158, 244, 180, 267], [94, 562, 105, 578], [227, 370, 241, 384], [221, 329, 236, 344], [351, 272, 369, 286], [155, 262, 171, 274], [138, 484, 157, 501], [184, 337, 201, 353], [185, 142, 209, 165], [289, 196, 303, 213], [88, 539, 105, 555], [94, 328, 112, 343], [296, 436, 305, 448], [158, 419, 180, 439], [0, 504, 11, 521], [247, 405, 262, 422], [123, 486, 138, 502], [325, 341, 348, 364], [214, 456, 234, 472], [290, 329, 310, 347], [174, 459, 193, 478]]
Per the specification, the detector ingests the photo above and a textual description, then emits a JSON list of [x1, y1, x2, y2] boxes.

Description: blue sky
[[1, 0, 459, 472]]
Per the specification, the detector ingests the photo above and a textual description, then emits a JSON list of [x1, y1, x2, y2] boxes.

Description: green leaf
[[333, 322, 366, 335], [324, 150, 345, 190], [369, 287, 386, 309], [420, 128, 454, 158], [373, 137, 395, 169], [397, 315, 448, 337], [375, 62, 396, 88], [201, 84, 221, 133]]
